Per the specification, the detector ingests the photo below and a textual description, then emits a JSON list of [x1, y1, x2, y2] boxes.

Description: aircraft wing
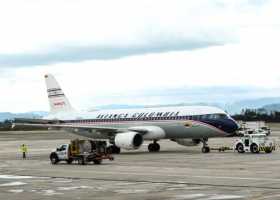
[[12, 122, 148, 134]]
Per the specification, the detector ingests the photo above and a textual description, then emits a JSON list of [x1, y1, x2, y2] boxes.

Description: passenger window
[[202, 115, 207, 120]]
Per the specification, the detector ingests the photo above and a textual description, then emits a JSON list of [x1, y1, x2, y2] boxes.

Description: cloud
[[1, 0, 280, 112], [3, 35, 279, 113], [0, 38, 228, 67], [0, 0, 260, 67]]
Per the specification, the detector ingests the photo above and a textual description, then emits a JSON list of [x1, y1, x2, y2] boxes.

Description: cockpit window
[[202, 114, 228, 120], [217, 114, 228, 119]]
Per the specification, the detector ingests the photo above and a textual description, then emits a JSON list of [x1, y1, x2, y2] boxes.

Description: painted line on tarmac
[[11, 168, 280, 183], [193, 175, 280, 182], [9, 172, 280, 190]]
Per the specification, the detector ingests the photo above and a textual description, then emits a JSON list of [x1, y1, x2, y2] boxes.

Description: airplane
[[14, 74, 239, 154]]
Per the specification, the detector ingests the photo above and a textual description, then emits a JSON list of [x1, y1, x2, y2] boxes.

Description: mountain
[[224, 97, 280, 114], [262, 104, 280, 112], [0, 111, 48, 122]]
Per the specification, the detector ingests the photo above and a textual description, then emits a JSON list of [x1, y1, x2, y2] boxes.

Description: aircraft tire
[[154, 143, 160, 152], [148, 143, 154, 152], [114, 146, 121, 154], [202, 146, 210, 153], [107, 146, 121, 154], [148, 143, 160, 152]]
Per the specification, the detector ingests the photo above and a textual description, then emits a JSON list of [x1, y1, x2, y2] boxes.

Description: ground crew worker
[[20, 144, 28, 159]]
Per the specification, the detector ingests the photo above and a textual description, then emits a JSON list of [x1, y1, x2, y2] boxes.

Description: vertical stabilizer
[[45, 74, 75, 114]]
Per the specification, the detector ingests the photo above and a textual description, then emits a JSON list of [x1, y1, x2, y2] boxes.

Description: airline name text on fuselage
[[96, 111, 180, 120]]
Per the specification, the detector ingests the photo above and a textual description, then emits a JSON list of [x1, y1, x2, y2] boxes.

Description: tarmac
[[0, 124, 280, 200]]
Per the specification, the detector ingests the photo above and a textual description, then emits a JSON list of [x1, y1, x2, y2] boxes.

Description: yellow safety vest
[[20, 145, 28, 153]]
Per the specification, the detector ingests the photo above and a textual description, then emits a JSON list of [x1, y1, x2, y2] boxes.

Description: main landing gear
[[148, 140, 160, 152], [201, 138, 210, 153], [107, 145, 121, 154]]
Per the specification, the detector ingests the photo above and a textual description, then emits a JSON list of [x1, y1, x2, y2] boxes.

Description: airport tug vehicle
[[50, 139, 114, 165], [234, 133, 275, 154]]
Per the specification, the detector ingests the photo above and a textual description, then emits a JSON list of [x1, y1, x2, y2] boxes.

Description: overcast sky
[[1, 0, 280, 112]]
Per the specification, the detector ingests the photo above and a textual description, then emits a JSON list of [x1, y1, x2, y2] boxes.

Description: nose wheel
[[201, 138, 210, 153], [148, 141, 160, 152]]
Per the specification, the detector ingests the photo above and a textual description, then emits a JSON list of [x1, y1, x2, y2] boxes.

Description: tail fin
[[45, 74, 75, 114]]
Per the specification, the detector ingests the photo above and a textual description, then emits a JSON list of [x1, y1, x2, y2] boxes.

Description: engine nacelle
[[129, 126, 166, 140], [173, 139, 201, 147], [115, 132, 143, 150]]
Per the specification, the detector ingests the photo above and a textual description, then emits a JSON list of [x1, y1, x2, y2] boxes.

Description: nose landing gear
[[201, 138, 210, 153]]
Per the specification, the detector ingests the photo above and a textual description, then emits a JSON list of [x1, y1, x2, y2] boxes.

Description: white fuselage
[[45, 105, 238, 140]]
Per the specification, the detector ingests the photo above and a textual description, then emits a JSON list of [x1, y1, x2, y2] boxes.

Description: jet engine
[[115, 132, 143, 150], [173, 139, 201, 146]]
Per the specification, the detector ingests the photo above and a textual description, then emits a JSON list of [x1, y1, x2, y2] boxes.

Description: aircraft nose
[[201, 118, 239, 136], [225, 119, 239, 135]]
